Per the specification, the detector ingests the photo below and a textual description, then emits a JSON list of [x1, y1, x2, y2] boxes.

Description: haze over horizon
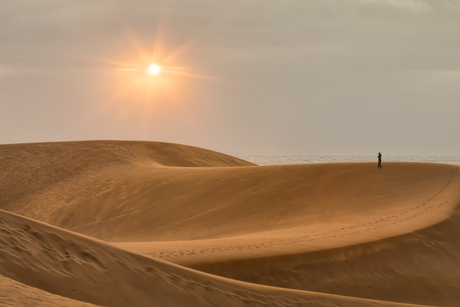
[[1, 0, 459, 155]]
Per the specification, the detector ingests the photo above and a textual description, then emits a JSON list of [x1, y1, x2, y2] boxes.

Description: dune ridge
[[0, 274, 100, 307], [1, 140, 460, 306]]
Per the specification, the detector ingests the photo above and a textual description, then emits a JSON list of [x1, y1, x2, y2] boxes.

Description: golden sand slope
[[0, 209, 415, 307], [1, 140, 460, 306]]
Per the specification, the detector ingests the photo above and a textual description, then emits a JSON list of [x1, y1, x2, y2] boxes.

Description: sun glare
[[148, 64, 162, 75], [83, 30, 221, 111]]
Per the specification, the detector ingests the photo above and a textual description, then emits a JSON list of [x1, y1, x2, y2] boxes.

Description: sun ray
[[160, 11, 235, 66], [168, 69, 228, 81], [69, 55, 146, 70], [123, 30, 160, 65], [151, 24, 167, 64]]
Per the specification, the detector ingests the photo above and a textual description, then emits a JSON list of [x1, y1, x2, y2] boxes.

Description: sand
[[1, 140, 459, 306]]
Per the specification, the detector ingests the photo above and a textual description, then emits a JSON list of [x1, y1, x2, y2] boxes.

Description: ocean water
[[234, 154, 460, 167]]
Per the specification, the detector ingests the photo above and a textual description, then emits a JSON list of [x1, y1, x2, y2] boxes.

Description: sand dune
[[1, 140, 460, 306], [0, 208, 420, 307], [0, 274, 100, 307]]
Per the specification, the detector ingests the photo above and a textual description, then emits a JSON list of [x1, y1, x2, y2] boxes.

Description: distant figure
[[378, 152, 382, 169]]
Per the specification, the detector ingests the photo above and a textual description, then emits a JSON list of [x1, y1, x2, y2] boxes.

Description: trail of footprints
[[148, 167, 460, 261]]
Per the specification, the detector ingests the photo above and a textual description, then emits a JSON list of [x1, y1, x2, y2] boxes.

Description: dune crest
[[0, 274, 101, 307]]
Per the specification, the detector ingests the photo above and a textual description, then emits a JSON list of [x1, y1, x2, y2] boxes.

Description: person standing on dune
[[378, 152, 382, 169]]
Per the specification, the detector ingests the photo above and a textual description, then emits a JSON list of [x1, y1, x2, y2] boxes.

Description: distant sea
[[233, 154, 460, 167]]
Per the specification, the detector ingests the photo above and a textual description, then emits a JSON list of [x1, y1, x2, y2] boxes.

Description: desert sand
[[1, 140, 460, 306]]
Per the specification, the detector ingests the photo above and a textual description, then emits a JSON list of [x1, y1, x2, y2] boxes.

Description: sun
[[83, 32, 221, 109], [147, 64, 162, 75]]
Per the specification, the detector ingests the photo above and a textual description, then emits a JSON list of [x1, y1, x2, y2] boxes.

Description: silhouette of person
[[378, 152, 382, 169]]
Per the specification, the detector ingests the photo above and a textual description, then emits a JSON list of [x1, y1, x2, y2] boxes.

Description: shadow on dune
[[191, 204, 460, 307]]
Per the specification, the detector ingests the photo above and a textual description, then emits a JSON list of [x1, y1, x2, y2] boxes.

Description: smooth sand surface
[[1, 140, 460, 306]]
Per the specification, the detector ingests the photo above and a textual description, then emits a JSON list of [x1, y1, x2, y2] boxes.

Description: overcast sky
[[1, 0, 459, 154]]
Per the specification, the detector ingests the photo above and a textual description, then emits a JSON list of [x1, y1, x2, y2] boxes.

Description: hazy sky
[[1, 0, 459, 154]]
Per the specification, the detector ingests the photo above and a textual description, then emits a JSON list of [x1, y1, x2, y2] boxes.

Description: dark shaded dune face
[[130, 142, 255, 167], [191, 205, 460, 307]]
